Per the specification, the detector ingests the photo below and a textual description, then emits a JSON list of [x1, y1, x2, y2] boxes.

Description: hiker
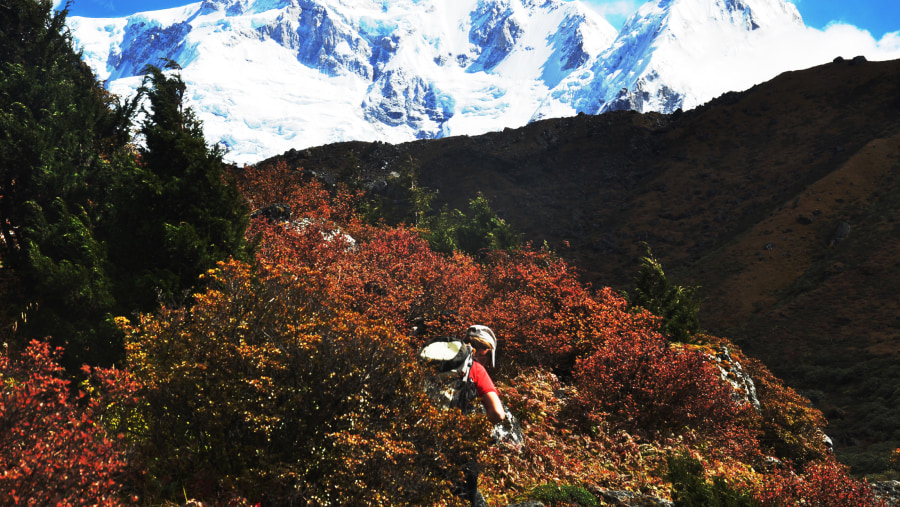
[[418, 324, 521, 440], [418, 325, 523, 507], [464, 325, 506, 424]]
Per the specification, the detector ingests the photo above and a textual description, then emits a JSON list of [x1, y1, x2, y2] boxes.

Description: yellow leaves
[[116, 255, 488, 504]]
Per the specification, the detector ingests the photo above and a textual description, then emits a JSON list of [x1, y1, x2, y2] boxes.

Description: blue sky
[[59, 0, 899, 39]]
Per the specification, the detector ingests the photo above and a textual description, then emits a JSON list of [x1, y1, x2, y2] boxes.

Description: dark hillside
[[268, 56, 900, 473]]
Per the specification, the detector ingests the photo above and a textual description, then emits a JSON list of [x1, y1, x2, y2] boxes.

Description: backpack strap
[[454, 353, 477, 413]]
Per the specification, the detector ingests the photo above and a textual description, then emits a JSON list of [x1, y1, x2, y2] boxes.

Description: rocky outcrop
[[594, 489, 674, 506], [468, 0, 524, 72], [601, 80, 684, 114], [362, 70, 453, 137], [108, 20, 193, 79], [829, 221, 850, 247], [709, 346, 761, 412], [503, 488, 674, 506], [255, 0, 374, 79], [250, 203, 291, 222], [870, 480, 900, 506]]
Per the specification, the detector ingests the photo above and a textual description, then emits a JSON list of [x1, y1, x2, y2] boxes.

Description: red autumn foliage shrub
[[572, 328, 755, 447], [238, 166, 663, 375], [476, 249, 660, 374], [754, 457, 885, 506], [249, 213, 666, 380], [0, 340, 137, 506], [237, 162, 485, 341], [320, 227, 486, 337], [251, 215, 486, 340], [476, 248, 589, 370], [119, 259, 489, 505], [230, 160, 362, 224]]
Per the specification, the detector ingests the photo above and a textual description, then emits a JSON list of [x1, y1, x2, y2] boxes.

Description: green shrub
[[529, 484, 598, 506], [666, 453, 757, 507], [625, 244, 703, 343], [424, 194, 521, 256]]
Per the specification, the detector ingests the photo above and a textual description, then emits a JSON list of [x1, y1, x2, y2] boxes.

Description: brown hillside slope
[[271, 56, 900, 473]]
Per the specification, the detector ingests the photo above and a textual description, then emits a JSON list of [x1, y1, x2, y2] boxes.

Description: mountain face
[[531, 0, 804, 119], [69, 0, 617, 163], [272, 57, 900, 475], [66, 0, 842, 165]]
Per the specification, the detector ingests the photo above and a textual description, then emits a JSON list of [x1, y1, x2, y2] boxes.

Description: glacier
[[67, 0, 900, 165]]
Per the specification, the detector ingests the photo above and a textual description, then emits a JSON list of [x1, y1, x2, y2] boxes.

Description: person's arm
[[481, 391, 506, 424]]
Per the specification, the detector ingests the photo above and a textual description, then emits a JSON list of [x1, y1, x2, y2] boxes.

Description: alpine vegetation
[[2, 1, 896, 505]]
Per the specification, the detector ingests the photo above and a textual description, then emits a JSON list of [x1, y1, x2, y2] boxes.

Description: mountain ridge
[[266, 56, 900, 473]]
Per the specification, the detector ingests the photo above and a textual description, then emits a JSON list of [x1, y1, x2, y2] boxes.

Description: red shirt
[[469, 360, 498, 398]]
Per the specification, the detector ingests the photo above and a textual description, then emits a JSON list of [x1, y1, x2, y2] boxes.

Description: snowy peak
[[69, 0, 617, 162], [659, 0, 803, 34], [355, 0, 617, 138], [532, 0, 805, 119], [67, 0, 896, 164]]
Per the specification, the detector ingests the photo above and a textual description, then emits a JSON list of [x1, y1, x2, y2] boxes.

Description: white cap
[[466, 325, 497, 367]]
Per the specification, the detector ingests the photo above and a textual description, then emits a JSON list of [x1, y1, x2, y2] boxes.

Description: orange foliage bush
[[754, 457, 885, 506], [319, 227, 486, 337], [477, 249, 659, 373], [230, 160, 361, 224], [119, 259, 489, 505], [252, 218, 485, 338]]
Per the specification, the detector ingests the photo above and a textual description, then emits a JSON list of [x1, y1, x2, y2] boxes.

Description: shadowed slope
[[269, 56, 900, 473]]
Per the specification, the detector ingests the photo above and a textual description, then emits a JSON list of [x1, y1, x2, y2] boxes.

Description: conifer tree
[[424, 193, 520, 256], [105, 63, 249, 312], [626, 244, 703, 343], [0, 0, 136, 365], [0, 3, 246, 366]]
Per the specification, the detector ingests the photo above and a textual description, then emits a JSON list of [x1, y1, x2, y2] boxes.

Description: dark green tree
[[626, 244, 703, 343], [104, 63, 250, 312], [353, 154, 437, 227], [0, 3, 247, 367], [424, 193, 520, 256], [0, 0, 137, 365]]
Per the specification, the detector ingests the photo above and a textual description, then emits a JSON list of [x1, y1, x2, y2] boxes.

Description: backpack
[[418, 337, 478, 414], [419, 336, 525, 449]]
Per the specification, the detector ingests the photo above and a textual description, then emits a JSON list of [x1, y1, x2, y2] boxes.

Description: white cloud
[[874, 30, 900, 53], [790, 23, 900, 62], [673, 22, 900, 109]]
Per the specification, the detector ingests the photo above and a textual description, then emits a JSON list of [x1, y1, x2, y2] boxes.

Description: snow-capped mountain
[[531, 0, 804, 119], [67, 0, 900, 164], [69, 0, 616, 163]]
